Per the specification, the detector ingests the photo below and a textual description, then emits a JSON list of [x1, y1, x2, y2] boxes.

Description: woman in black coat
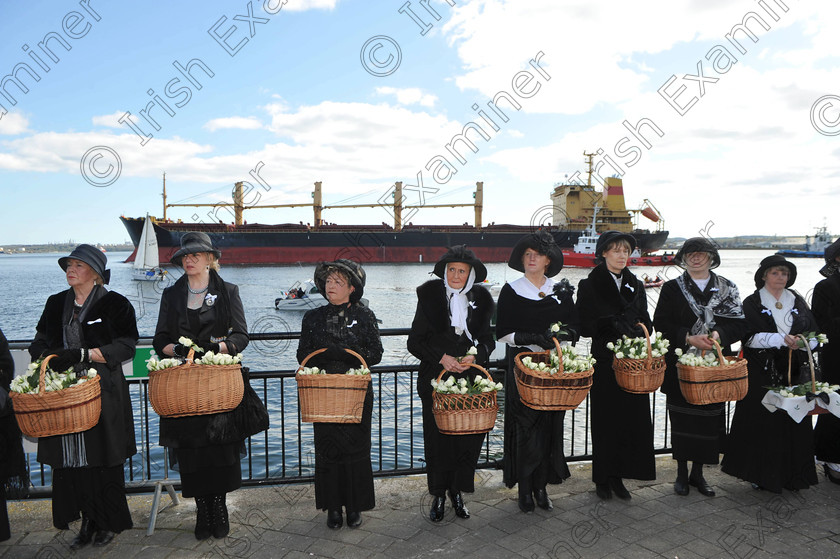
[[653, 238, 747, 497], [408, 246, 495, 522], [296, 260, 382, 530], [576, 231, 654, 500], [814, 238, 840, 484], [153, 233, 248, 540], [28, 245, 138, 550], [496, 231, 579, 512], [721, 255, 819, 492], [1, 328, 27, 543]]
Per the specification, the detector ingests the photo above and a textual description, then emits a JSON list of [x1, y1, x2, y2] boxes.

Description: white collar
[[510, 275, 554, 301]]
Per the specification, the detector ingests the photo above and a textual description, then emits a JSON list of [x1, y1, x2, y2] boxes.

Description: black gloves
[[198, 341, 221, 354], [172, 344, 191, 359], [49, 348, 87, 372], [514, 332, 554, 350]]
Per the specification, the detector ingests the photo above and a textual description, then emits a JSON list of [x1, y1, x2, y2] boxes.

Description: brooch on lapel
[[790, 308, 799, 315], [468, 301, 477, 309], [761, 308, 772, 316], [86, 318, 102, 325], [710, 287, 719, 292], [205, 293, 218, 307], [624, 283, 635, 293], [348, 319, 358, 328]]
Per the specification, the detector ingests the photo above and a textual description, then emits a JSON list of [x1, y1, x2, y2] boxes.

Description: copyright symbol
[[80, 146, 122, 186], [360, 35, 402, 77], [810, 95, 840, 136], [250, 315, 292, 357]]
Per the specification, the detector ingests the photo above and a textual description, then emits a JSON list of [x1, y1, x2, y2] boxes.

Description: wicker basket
[[432, 363, 498, 435], [514, 338, 594, 411], [296, 348, 371, 423], [677, 339, 748, 405], [789, 334, 828, 416], [149, 349, 244, 418], [612, 323, 666, 394], [10, 355, 102, 438]]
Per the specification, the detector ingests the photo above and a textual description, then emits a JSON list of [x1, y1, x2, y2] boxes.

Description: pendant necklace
[[775, 301, 783, 310]]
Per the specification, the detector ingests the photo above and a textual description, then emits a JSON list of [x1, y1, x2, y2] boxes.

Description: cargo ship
[[122, 153, 669, 265]]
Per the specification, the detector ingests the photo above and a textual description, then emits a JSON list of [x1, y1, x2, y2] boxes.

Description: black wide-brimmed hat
[[674, 237, 721, 269], [170, 232, 221, 266], [314, 259, 366, 303], [508, 231, 564, 277], [59, 244, 110, 284], [595, 231, 637, 258], [432, 245, 487, 283], [820, 237, 840, 277], [754, 254, 797, 288]]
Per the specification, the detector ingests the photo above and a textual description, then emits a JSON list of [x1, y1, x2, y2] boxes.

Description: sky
[[1, 0, 839, 245]]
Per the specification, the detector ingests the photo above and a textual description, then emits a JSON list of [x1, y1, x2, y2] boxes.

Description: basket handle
[[549, 337, 565, 374], [698, 337, 726, 365], [637, 322, 654, 367], [436, 362, 493, 383], [297, 347, 368, 373], [39, 355, 57, 395], [788, 334, 817, 393]]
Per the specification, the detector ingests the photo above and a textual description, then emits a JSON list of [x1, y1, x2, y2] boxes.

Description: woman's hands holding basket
[[687, 331, 720, 351]]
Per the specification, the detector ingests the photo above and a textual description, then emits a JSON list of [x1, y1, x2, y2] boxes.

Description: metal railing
[[10, 329, 681, 497]]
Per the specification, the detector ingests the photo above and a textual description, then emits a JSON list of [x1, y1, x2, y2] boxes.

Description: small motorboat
[[274, 280, 327, 310], [643, 274, 664, 289]]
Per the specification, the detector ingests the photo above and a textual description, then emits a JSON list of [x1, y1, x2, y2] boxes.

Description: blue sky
[[1, 0, 839, 245]]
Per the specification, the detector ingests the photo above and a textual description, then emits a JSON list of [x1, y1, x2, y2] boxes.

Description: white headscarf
[[444, 267, 476, 342]]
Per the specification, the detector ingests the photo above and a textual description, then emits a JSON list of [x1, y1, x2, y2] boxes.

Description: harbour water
[[0, 249, 830, 485]]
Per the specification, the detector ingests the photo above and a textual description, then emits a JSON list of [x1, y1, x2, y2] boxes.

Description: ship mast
[[162, 173, 167, 222]]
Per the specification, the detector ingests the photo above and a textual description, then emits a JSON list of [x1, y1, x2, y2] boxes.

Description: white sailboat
[[132, 216, 167, 281]]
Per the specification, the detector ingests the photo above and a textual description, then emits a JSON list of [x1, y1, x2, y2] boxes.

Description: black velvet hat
[[754, 254, 797, 288], [507, 230, 564, 277], [595, 231, 637, 258], [674, 237, 721, 270], [314, 259, 366, 303], [820, 237, 840, 277], [170, 232, 221, 266], [59, 244, 110, 284], [432, 245, 487, 283]]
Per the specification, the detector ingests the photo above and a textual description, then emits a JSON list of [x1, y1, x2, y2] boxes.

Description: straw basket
[[296, 348, 370, 423], [149, 349, 244, 418], [432, 363, 498, 435], [11, 354, 102, 438], [514, 338, 594, 411], [789, 334, 827, 416], [677, 339, 748, 405], [612, 323, 666, 394]]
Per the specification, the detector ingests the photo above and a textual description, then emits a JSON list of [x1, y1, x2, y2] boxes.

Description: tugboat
[[776, 225, 833, 258]]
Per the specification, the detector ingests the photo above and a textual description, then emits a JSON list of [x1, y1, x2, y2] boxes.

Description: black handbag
[[207, 367, 269, 444]]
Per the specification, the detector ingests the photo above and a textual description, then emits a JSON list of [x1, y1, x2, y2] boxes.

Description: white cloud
[[283, 0, 338, 11], [204, 117, 264, 132], [91, 112, 126, 128], [375, 87, 438, 107], [0, 112, 28, 135]]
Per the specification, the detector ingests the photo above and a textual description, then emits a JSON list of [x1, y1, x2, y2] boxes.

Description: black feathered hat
[[507, 230, 564, 277], [820, 237, 840, 277], [314, 259, 366, 303], [170, 232, 221, 266], [432, 245, 487, 283], [595, 231, 637, 258], [754, 254, 797, 288], [59, 244, 110, 284], [674, 237, 721, 269]]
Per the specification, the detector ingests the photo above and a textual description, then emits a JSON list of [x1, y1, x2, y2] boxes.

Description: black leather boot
[[70, 514, 96, 550], [449, 491, 470, 519], [211, 494, 230, 539], [327, 508, 343, 529], [533, 488, 553, 510], [346, 509, 362, 528], [518, 484, 535, 513], [194, 496, 212, 540], [429, 495, 446, 522]]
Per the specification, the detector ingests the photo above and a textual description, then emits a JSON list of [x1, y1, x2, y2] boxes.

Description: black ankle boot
[[429, 495, 446, 522], [194, 497, 212, 540], [609, 477, 631, 500], [327, 508, 343, 529], [533, 488, 553, 510], [70, 514, 96, 550], [211, 494, 230, 539], [518, 484, 535, 513], [449, 491, 469, 519]]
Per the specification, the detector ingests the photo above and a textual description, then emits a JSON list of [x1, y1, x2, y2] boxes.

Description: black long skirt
[[417, 368, 486, 496], [174, 443, 242, 498], [51, 465, 132, 532], [721, 391, 817, 493], [503, 355, 570, 489], [666, 390, 725, 464], [814, 413, 840, 464], [313, 385, 375, 511]]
